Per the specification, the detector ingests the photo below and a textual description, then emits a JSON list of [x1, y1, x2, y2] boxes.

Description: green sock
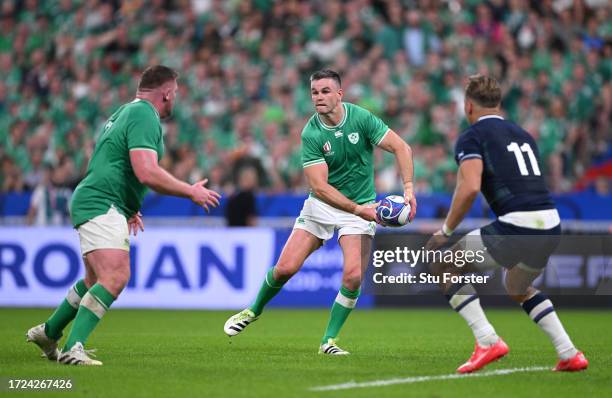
[[249, 268, 287, 316], [44, 279, 88, 340], [63, 283, 115, 351], [321, 286, 360, 344]]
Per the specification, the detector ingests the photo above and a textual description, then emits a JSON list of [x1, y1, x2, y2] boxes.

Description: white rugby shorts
[[293, 197, 376, 241], [77, 205, 130, 254]]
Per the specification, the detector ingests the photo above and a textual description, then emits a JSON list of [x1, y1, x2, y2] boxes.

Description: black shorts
[[480, 220, 562, 270]]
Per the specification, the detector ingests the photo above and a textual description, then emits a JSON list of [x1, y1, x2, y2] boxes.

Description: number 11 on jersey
[[507, 142, 541, 176]]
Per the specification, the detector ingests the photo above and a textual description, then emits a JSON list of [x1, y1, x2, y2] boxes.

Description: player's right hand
[[403, 182, 417, 222], [425, 230, 449, 251], [189, 179, 221, 212], [354, 203, 382, 224]]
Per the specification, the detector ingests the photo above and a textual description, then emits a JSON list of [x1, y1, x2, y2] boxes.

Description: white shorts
[[77, 205, 130, 255], [293, 197, 376, 241]]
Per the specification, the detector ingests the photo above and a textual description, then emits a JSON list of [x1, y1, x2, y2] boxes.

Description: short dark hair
[[465, 74, 501, 108], [138, 65, 178, 90], [310, 69, 341, 87]]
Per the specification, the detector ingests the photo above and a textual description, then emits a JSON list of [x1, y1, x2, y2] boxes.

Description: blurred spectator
[[1, 155, 25, 193], [26, 164, 73, 226], [0, 0, 609, 197], [225, 166, 258, 227], [593, 176, 610, 196], [306, 22, 347, 65]]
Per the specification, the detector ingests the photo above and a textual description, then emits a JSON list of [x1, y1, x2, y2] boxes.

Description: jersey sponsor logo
[[323, 141, 332, 153], [348, 132, 359, 144], [334, 130, 343, 138]]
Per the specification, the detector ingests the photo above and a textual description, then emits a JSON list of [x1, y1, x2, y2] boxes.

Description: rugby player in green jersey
[[225, 69, 417, 354], [26, 65, 221, 365]]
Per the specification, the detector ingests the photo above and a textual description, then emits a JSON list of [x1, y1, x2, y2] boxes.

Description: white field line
[[309, 366, 549, 392]]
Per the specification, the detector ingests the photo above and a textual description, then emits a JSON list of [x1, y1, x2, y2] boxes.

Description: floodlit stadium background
[[1, 2, 611, 397], [0, 0, 610, 309]]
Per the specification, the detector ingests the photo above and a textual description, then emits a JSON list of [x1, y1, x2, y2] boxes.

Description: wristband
[[442, 223, 454, 237]]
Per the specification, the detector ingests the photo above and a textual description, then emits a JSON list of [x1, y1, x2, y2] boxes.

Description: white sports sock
[[447, 284, 499, 347], [522, 293, 577, 360]]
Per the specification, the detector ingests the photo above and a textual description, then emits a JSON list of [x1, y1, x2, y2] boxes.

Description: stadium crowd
[[1, 0, 610, 204]]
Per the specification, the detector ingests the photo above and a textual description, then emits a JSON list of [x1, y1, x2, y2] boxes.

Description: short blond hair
[[465, 75, 501, 108]]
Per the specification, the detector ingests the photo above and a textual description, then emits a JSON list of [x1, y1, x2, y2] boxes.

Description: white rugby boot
[[57, 342, 102, 366], [319, 338, 350, 355], [224, 309, 258, 336], [26, 323, 59, 361]]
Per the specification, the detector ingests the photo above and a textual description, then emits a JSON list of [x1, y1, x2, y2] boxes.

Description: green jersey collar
[[316, 103, 347, 131], [132, 98, 160, 120]]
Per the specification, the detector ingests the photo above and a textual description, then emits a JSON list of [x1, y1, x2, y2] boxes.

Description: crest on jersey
[[348, 132, 359, 144], [323, 141, 332, 153]]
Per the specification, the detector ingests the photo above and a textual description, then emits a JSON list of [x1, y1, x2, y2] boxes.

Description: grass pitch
[[1, 308, 610, 398]]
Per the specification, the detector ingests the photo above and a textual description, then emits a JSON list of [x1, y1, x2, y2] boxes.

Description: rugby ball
[[376, 195, 411, 226]]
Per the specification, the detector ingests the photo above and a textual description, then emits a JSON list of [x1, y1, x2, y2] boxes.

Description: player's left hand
[[425, 230, 448, 251], [403, 182, 417, 222], [128, 211, 144, 236]]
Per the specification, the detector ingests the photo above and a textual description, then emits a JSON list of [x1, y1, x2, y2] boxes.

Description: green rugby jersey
[[301, 102, 389, 204], [70, 99, 164, 227]]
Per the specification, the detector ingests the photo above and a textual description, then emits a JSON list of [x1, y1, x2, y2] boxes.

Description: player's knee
[[342, 269, 362, 291], [274, 261, 300, 280], [99, 262, 130, 295], [506, 282, 538, 303], [108, 272, 129, 295], [504, 278, 529, 301], [84, 274, 97, 288]]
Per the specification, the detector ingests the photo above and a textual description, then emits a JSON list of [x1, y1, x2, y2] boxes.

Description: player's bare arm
[[427, 158, 482, 251], [129, 149, 221, 211], [304, 162, 378, 223], [377, 129, 417, 221], [445, 158, 482, 230]]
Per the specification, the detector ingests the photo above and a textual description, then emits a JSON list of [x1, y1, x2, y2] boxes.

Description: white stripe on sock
[[449, 294, 471, 309], [264, 272, 282, 289], [335, 292, 358, 309], [528, 299, 553, 320], [66, 286, 82, 309], [81, 292, 107, 319]]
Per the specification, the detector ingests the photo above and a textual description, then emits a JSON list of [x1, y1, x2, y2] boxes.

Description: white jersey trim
[[458, 153, 482, 162], [317, 103, 348, 131], [129, 147, 158, 153], [375, 129, 391, 146], [303, 159, 326, 168], [477, 115, 504, 121], [498, 209, 560, 230]]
